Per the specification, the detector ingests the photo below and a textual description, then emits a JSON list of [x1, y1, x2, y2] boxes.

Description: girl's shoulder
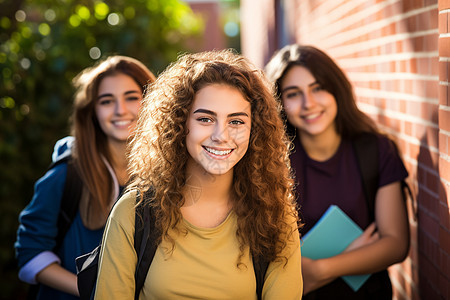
[[108, 189, 139, 227]]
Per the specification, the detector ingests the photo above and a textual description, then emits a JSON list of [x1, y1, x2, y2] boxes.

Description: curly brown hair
[[128, 49, 299, 264]]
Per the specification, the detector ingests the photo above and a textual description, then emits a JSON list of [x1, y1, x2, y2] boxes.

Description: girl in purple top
[[265, 44, 410, 299]]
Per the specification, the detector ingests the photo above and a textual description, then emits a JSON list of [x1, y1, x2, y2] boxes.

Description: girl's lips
[[301, 112, 323, 122], [203, 146, 234, 158], [112, 120, 132, 128]]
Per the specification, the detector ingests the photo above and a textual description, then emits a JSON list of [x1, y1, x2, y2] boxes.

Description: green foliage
[[0, 0, 203, 298]]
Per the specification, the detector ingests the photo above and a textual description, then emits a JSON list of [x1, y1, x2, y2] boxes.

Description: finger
[[364, 222, 377, 236]]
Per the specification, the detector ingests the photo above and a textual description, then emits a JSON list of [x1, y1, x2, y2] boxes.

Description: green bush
[[0, 0, 202, 298]]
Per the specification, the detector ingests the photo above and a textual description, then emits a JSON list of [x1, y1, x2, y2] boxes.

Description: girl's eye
[[98, 99, 113, 105], [284, 89, 302, 99], [230, 119, 244, 125], [312, 85, 324, 92], [197, 117, 213, 123], [126, 96, 141, 102]]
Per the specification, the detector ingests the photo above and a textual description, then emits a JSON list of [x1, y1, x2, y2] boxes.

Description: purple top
[[290, 134, 408, 235]]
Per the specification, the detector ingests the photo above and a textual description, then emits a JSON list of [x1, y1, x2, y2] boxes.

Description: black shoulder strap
[[253, 256, 269, 300], [134, 189, 157, 300], [352, 133, 379, 222], [55, 157, 83, 251]]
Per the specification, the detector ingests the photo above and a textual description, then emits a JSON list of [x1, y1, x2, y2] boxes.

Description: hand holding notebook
[[301, 205, 372, 291]]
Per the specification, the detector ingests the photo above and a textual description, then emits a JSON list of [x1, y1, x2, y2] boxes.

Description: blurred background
[[1, 0, 449, 299], [0, 0, 239, 298]]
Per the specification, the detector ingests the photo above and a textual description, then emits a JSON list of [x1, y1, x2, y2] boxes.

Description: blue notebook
[[301, 205, 371, 291]]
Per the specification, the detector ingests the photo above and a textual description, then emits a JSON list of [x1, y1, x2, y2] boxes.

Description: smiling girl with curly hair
[[95, 49, 303, 299]]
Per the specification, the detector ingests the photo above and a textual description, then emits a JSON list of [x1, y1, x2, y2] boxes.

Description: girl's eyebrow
[[193, 108, 249, 118], [98, 90, 140, 100], [281, 81, 319, 94]]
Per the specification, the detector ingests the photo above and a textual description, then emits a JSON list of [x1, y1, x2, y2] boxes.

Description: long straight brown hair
[[265, 44, 378, 138], [71, 55, 156, 219]]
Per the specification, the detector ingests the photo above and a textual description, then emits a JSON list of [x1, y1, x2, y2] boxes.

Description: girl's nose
[[211, 123, 229, 143], [115, 98, 127, 115], [302, 92, 316, 109]]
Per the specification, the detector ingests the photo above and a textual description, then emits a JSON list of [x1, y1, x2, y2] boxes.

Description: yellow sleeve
[[94, 191, 138, 300], [262, 213, 303, 300]]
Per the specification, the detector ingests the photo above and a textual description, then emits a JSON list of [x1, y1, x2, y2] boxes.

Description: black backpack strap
[[134, 189, 157, 300], [55, 157, 83, 251], [253, 255, 269, 300], [352, 133, 379, 222]]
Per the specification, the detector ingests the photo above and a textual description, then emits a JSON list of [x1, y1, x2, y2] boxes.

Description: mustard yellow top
[[94, 191, 303, 299]]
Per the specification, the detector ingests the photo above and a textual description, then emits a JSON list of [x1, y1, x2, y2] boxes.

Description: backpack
[[352, 133, 414, 221], [75, 190, 270, 300], [75, 192, 153, 300]]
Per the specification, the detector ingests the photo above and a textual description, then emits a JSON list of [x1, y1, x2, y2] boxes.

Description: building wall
[[186, 0, 226, 51], [241, 0, 449, 299]]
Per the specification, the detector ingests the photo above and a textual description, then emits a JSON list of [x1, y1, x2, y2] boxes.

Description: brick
[[430, 56, 439, 76], [407, 101, 421, 117], [439, 109, 450, 131], [412, 80, 426, 98], [425, 33, 438, 52], [439, 84, 448, 106], [440, 156, 450, 183], [417, 183, 439, 213], [448, 61, 450, 82], [404, 38, 415, 53], [418, 208, 440, 241], [439, 227, 450, 255], [438, 272, 449, 299], [430, 9, 438, 31], [414, 36, 425, 52], [438, 131, 449, 156], [400, 100, 407, 114], [439, 0, 450, 11], [438, 202, 450, 231], [426, 81, 439, 99], [418, 234, 440, 274], [418, 58, 430, 75], [413, 123, 428, 139], [427, 126, 439, 148], [400, 59, 407, 72], [438, 250, 449, 275], [439, 37, 450, 57], [426, 171, 440, 192], [416, 11, 430, 32], [439, 11, 448, 34], [448, 12, 450, 35], [421, 101, 438, 120], [404, 79, 413, 93], [439, 60, 448, 81]]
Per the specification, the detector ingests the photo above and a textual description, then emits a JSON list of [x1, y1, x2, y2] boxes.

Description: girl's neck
[[299, 129, 342, 162], [106, 139, 129, 185], [180, 159, 234, 228], [183, 160, 233, 206]]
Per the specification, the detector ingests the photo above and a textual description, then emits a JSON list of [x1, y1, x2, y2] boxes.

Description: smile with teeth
[[203, 146, 233, 156], [112, 120, 132, 126], [302, 112, 322, 121]]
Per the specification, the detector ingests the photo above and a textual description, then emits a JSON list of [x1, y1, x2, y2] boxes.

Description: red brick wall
[[187, 1, 225, 51], [241, 0, 449, 299]]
